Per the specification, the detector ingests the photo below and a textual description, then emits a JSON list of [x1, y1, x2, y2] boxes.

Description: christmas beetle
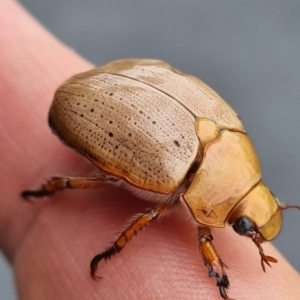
[[22, 59, 299, 299]]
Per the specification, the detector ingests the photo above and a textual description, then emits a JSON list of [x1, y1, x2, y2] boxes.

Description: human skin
[[0, 1, 300, 299]]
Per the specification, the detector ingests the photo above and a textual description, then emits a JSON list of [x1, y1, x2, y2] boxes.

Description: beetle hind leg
[[90, 203, 175, 280], [198, 226, 233, 300], [21, 175, 119, 200]]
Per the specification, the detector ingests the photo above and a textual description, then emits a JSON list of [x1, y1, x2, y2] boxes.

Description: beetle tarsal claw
[[218, 275, 234, 300], [90, 245, 120, 280]]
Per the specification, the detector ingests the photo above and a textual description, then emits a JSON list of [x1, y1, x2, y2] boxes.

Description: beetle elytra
[[22, 59, 300, 299]]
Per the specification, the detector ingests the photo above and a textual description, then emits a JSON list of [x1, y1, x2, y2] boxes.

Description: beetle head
[[228, 182, 282, 240], [228, 181, 300, 271]]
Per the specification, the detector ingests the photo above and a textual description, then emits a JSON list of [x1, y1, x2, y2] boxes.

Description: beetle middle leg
[[198, 226, 233, 300], [90, 202, 175, 279], [21, 174, 119, 199]]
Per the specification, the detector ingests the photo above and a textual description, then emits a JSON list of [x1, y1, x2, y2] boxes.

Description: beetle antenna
[[280, 203, 300, 211], [251, 232, 277, 272]]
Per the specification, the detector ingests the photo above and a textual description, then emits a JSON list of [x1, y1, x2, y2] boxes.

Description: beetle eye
[[232, 216, 255, 236]]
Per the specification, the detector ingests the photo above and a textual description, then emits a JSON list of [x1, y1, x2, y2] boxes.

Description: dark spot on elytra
[[90, 108, 94, 113], [108, 132, 114, 137], [109, 93, 113, 96], [174, 140, 180, 147]]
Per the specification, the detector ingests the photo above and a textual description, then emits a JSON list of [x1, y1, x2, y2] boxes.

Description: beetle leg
[[90, 203, 174, 279], [198, 226, 233, 300], [21, 175, 119, 199]]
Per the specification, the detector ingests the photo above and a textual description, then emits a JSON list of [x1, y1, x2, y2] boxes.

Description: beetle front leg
[[90, 203, 175, 279], [198, 226, 232, 300], [21, 175, 119, 199]]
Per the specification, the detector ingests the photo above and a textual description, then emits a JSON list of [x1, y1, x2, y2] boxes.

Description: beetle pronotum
[[22, 59, 300, 299]]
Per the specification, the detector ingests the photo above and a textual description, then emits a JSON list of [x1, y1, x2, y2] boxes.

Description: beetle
[[21, 59, 300, 299]]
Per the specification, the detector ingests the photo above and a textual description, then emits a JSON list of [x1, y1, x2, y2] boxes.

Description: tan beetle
[[22, 59, 300, 299]]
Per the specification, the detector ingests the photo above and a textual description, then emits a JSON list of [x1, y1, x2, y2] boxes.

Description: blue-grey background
[[3, 1, 300, 299]]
